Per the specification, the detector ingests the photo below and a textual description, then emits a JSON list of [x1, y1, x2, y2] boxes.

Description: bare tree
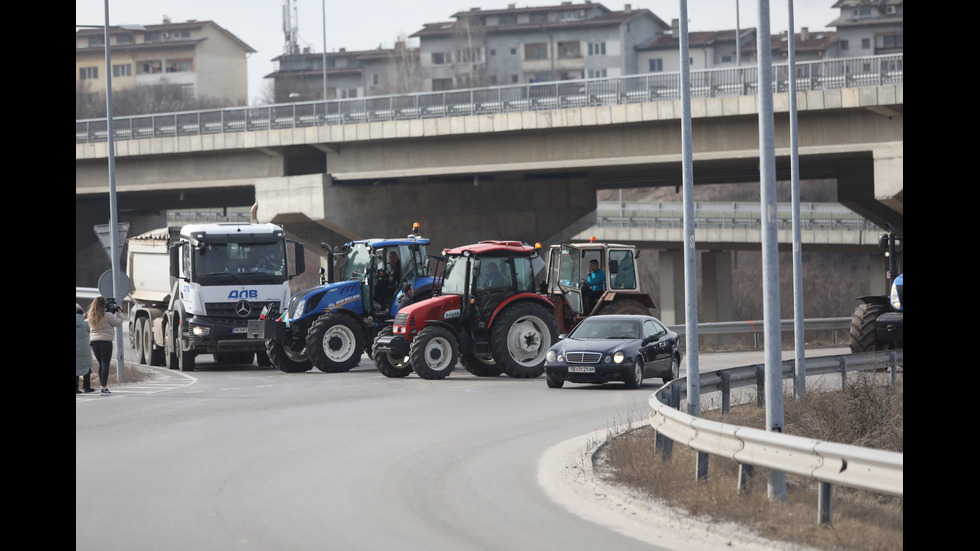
[[75, 83, 245, 119], [383, 36, 423, 94], [451, 14, 490, 88]]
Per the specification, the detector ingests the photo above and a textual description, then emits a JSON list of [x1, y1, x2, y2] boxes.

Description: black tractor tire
[[849, 302, 889, 353], [307, 313, 364, 373], [256, 350, 272, 367], [238, 352, 256, 365], [267, 339, 312, 373], [490, 303, 558, 378], [373, 326, 413, 378], [410, 326, 459, 380], [460, 354, 504, 377], [596, 298, 650, 316], [134, 318, 147, 365], [625, 358, 644, 389], [164, 321, 178, 370]]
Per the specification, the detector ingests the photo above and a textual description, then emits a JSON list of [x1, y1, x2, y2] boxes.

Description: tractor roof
[[443, 240, 535, 256], [346, 236, 430, 248]]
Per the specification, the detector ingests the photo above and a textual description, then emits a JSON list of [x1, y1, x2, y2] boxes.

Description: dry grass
[[597, 372, 903, 551]]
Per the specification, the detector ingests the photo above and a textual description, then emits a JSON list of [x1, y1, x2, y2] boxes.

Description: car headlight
[[613, 351, 625, 364], [546, 350, 557, 363]]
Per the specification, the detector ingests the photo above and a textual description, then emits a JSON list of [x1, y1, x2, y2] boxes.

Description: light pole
[[78, 3, 144, 383]]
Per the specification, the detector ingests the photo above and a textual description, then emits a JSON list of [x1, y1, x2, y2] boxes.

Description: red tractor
[[372, 241, 559, 379]]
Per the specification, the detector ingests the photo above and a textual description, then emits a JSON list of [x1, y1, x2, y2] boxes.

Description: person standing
[[88, 296, 124, 396], [76, 303, 95, 394]]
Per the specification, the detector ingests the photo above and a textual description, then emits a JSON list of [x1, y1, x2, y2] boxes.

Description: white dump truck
[[126, 220, 305, 371]]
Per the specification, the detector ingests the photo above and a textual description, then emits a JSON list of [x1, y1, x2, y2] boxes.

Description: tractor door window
[[609, 249, 636, 290], [558, 247, 582, 289], [513, 257, 535, 292]]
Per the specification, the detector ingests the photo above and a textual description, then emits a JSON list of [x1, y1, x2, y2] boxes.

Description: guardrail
[[75, 54, 903, 145], [648, 350, 903, 524], [668, 317, 849, 348]]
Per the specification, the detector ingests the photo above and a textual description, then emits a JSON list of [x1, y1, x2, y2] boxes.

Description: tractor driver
[[583, 259, 606, 312], [375, 250, 402, 311]]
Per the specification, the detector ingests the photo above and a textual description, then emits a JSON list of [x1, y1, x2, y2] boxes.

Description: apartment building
[[829, 0, 903, 58], [75, 18, 254, 107], [410, 2, 670, 91], [267, 42, 420, 102]]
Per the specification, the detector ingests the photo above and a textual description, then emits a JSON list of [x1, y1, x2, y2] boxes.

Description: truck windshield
[[440, 256, 469, 295], [194, 241, 287, 284]]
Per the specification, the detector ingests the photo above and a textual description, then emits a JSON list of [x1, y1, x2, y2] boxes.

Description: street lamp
[[77, 2, 144, 384]]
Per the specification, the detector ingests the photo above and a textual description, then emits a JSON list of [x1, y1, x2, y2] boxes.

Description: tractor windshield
[[342, 244, 372, 281], [440, 255, 470, 295]]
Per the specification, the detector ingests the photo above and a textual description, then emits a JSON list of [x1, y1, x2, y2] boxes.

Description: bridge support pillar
[[658, 249, 685, 326], [701, 251, 734, 347]]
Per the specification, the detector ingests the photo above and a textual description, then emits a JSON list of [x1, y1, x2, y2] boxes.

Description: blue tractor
[[249, 224, 435, 374], [849, 228, 903, 352]]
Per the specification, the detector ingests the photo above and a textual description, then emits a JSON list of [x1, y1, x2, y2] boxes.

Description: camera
[[105, 298, 120, 314]]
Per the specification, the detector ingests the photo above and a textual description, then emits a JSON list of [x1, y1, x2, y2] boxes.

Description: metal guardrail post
[[818, 482, 834, 525], [754, 364, 765, 407], [720, 371, 731, 414], [889, 351, 898, 386], [738, 463, 755, 493], [839, 357, 848, 390]]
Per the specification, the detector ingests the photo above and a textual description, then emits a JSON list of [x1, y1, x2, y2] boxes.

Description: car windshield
[[569, 319, 640, 339]]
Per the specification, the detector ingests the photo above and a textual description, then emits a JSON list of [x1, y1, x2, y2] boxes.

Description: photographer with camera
[[87, 296, 124, 396]]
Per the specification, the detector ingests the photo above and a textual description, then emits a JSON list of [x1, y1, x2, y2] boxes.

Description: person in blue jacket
[[583, 259, 606, 312]]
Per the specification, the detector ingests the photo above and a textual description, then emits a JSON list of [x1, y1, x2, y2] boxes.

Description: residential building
[[75, 18, 254, 107], [410, 2, 670, 91], [829, 0, 903, 58], [267, 42, 420, 102], [636, 24, 758, 73]]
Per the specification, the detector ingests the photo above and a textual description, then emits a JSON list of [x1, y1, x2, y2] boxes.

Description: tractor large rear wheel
[[596, 298, 650, 316], [307, 314, 363, 373], [490, 303, 558, 378], [849, 302, 889, 353], [410, 326, 458, 380]]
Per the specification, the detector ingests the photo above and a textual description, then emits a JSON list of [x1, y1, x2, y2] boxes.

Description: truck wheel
[[178, 347, 195, 372], [410, 326, 458, 379], [373, 327, 413, 378], [308, 313, 363, 373], [596, 298, 650, 316], [267, 339, 312, 373], [256, 350, 272, 367], [164, 322, 178, 369], [460, 354, 504, 377], [134, 318, 147, 365], [490, 303, 558, 378], [141, 319, 158, 365], [849, 302, 889, 353]]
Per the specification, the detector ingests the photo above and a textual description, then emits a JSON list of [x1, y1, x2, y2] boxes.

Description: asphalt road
[[76, 345, 847, 551]]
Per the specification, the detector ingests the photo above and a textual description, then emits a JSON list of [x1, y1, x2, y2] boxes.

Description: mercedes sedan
[[544, 314, 680, 389]]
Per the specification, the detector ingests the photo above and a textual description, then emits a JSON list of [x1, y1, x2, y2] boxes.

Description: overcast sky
[[76, 1, 839, 104]]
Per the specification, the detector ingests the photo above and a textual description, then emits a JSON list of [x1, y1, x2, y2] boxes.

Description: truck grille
[[205, 301, 279, 320], [565, 352, 602, 364]]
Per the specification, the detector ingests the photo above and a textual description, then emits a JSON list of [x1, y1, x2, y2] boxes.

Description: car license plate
[[569, 366, 595, 373], [232, 327, 247, 334]]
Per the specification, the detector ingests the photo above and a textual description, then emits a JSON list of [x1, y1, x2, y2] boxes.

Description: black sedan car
[[544, 314, 681, 389]]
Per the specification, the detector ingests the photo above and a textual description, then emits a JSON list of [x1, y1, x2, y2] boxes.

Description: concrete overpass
[[76, 56, 903, 323]]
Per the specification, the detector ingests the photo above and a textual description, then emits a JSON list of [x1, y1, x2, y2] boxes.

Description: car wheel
[[546, 371, 564, 389], [625, 358, 643, 389], [663, 354, 680, 383]]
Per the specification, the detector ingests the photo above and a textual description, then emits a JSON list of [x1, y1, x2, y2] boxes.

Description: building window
[[112, 64, 132, 78], [839, 40, 849, 51], [499, 14, 517, 25], [432, 52, 445, 65], [587, 42, 606, 56], [525, 43, 548, 60], [648, 58, 663, 72], [851, 8, 871, 18], [80, 66, 99, 80], [560, 10, 584, 21], [861, 38, 871, 49], [456, 47, 481, 63], [882, 34, 903, 49], [174, 31, 191, 39], [510, 47, 517, 56], [87, 36, 104, 47], [529, 13, 547, 23], [511, 74, 519, 83], [588, 69, 607, 78], [138, 60, 163, 74], [721, 55, 732, 63], [147, 32, 163, 42], [166, 60, 192, 73], [115, 34, 133, 44], [489, 48, 496, 56], [341, 88, 357, 98], [372, 73, 379, 86], [432, 78, 453, 91], [557, 41, 580, 58]]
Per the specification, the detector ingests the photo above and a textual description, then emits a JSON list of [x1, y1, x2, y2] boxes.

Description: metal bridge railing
[[595, 201, 879, 233], [75, 54, 903, 145]]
